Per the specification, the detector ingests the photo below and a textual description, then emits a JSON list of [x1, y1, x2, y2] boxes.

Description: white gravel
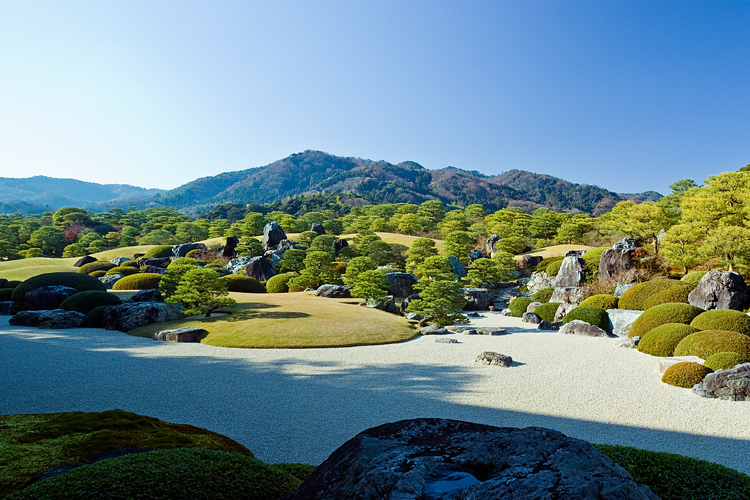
[[1, 313, 749, 474]]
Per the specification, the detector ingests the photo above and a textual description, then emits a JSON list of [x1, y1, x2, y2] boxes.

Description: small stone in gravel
[[476, 328, 507, 336], [657, 356, 705, 374], [421, 325, 450, 335], [463, 329, 478, 335], [615, 337, 640, 348], [538, 320, 559, 330], [475, 351, 512, 367], [435, 338, 458, 344], [500, 308, 511, 316], [153, 326, 207, 342], [522, 312, 541, 324], [466, 312, 482, 318], [559, 320, 609, 337]]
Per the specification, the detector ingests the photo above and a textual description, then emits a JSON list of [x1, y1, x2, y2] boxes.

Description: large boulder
[[518, 255, 543, 270], [485, 234, 500, 256], [525, 271, 556, 294], [172, 243, 206, 258], [222, 235, 239, 259], [141, 265, 167, 275], [73, 255, 97, 267], [128, 289, 163, 303], [333, 238, 349, 254], [225, 256, 254, 275], [599, 249, 633, 281], [137, 257, 171, 268], [100, 274, 124, 290], [385, 272, 418, 298], [264, 250, 284, 268], [153, 326, 207, 342], [554, 256, 586, 287], [288, 418, 658, 500], [111, 257, 131, 266], [607, 309, 644, 337], [559, 320, 609, 337], [448, 256, 467, 278], [460, 288, 494, 310], [549, 287, 585, 305], [276, 239, 294, 253], [24, 286, 78, 311], [310, 223, 325, 235], [367, 295, 399, 314], [522, 312, 541, 324], [244, 256, 276, 282], [468, 249, 487, 263], [315, 284, 351, 298], [693, 363, 750, 401], [9, 309, 85, 329], [613, 237, 638, 250], [688, 270, 750, 311], [102, 302, 183, 332], [261, 221, 286, 251]]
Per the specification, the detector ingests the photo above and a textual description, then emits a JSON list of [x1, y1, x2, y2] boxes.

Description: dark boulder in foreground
[[102, 302, 182, 332], [688, 270, 750, 311], [315, 284, 351, 298], [25, 286, 78, 311], [288, 418, 659, 500], [9, 309, 85, 329]]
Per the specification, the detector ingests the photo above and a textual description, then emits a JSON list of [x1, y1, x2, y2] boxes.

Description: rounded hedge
[[662, 362, 712, 388], [637, 323, 701, 357], [562, 307, 610, 332], [266, 273, 296, 293], [59, 291, 122, 314], [185, 249, 204, 259], [90, 270, 107, 278], [509, 296, 534, 317], [680, 271, 707, 286], [674, 330, 750, 360], [80, 305, 115, 328], [533, 256, 563, 273], [7, 448, 303, 500], [143, 245, 174, 258], [3, 280, 22, 289], [546, 260, 563, 277], [619, 280, 687, 311], [104, 266, 141, 277], [220, 275, 266, 293], [11, 273, 107, 305], [167, 257, 203, 269], [643, 283, 694, 310], [112, 273, 163, 291], [120, 260, 140, 268], [579, 294, 618, 310], [531, 287, 554, 303], [690, 309, 750, 336], [0, 288, 14, 301], [532, 302, 560, 323], [628, 302, 705, 338], [78, 261, 117, 275], [704, 352, 750, 372]]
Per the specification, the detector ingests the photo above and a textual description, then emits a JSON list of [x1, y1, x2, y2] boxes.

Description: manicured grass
[[128, 292, 418, 348], [0, 264, 79, 281], [517, 244, 591, 260]]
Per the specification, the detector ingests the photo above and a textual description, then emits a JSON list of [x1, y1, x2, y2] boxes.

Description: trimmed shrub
[[266, 273, 296, 293], [581, 246, 609, 280], [531, 287, 554, 303], [78, 261, 117, 275], [619, 279, 687, 311], [534, 302, 560, 323], [143, 245, 174, 258], [509, 297, 534, 317], [662, 362, 712, 388], [4, 280, 22, 289], [578, 294, 618, 310], [674, 330, 750, 360], [546, 260, 563, 277], [80, 305, 115, 328], [90, 270, 107, 278], [628, 303, 704, 338], [0, 288, 14, 301], [690, 309, 750, 336], [104, 266, 140, 277], [680, 271, 707, 286], [220, 275, 266, 293], [11, 273, 107, 305], [637, 323, 701, 357], [167, 257, 203, 269], [532, 256, 563, 273], [112, 273, 163, 291], [643, 282, 694, 310], [562, 307, 610, 332], [185, 249, 204, 259], [704, 352, 750, 372], [120, 260, 140, 268], [60, 291, 122, 314]]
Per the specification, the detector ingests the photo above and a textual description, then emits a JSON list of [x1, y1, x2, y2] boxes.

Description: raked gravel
[[1, 313, 749, 474]]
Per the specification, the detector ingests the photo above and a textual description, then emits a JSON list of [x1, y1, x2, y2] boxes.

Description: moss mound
[[80, 305, 114, 328], [619, 279, 687, 311], [546, 260, 563, 277], [220, 275, 266, 293], [562, 307, 610, 332], [661, 362, 711, 388], [704, 352, 750, 371], [628, 302, 704, 338], [690, 309, 750, 336], [59, 291, 121, 314], [143, 245, 174, 258], [112, 273, 163, 291], [89, 270, 106, 278], [581, 246, 609, 280], [674, 330, 750, 359], [643, 282, 694, 309], [531, 287, 554, 303], [0, 288, 14, 301], [509, 296, 534, 317], [119, 260, 139, 268], [680, 271, 707, 286], [534, 302, 560, 323], [579, 294, 618, 310], [637, 323, 701, 357], [266, 273, 296, 293], [532, 256, 563, 273], [11, 273, 107, 306], [78, 261, 116, 275], [104, 266, 140, 277]]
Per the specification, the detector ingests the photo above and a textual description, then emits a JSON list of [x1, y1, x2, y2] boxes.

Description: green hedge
[[704, 352, 750, 371], [674, 330, 750, 360], [80, 305, 115, 328], [120, 260, 140, 268], [90, 271, 107, 278], [680, 271, 707, 286], [220, 275, 266, 293], [78, 262, 117, 275], [581, 247, 609, 280], [637, 323, 701, 357], [690, 309, 750, 336], [628, 303, 704, 338], [60, 291, 122, 314], [143, 245, 174, 258], [0, 288, 13, 301], [266, 273, 296, 293], [11, 273, 107, 306], [530, 287, 554, 303], [533, 302, 560, 323], [104, 266, 141, 277], [112, 273, 163, 291], [546, 260, 563, 277], [578, 294, 618, 310], [662, 362, 712, 388], [643, 282, 694, 309], [509, 297, 534, 317], [619, 280, 686, 311], [562, 307, 610, 332]]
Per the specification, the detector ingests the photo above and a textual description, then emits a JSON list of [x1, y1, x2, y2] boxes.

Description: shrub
[[532, 256, 563, 273], [531, 288, 554, 303], [104, 266, 140, 277], [167, 257, 203, 269], [185, 249, 204, 259], [12, 273, 107, 306], [637, 323, 701, 357], [266, 273, 296, 293], [534, 302, 560, 323], [59, 291, 122, 314], [331, 261, 348, 274], [704, 352, 750, 371], [167, 269, 236, 317], [78, 261, 116, 275], [143, 245, 174, 258], [642, 282, 694, 309], [680, 271, 707, 286], [628, 302, 704, 338], [112, 273, 163, 291], [0, 288, 14, 301], [562, 307, 610, 332], [674, 330, 750, 359], [546, 260, 563, 276], [581, 246, 609, 280], [80, 305, 115, 328], [690, 309, 750, 336], [3, 280, 21, 289], [120, 260, 140, 268], [509, 297, 534, 317], [619, 279, 687, 311], [220, 275, 266, 293], [90, 270, 106, 278], [578, 294, 618, 310], [662, 362, 712, 388]]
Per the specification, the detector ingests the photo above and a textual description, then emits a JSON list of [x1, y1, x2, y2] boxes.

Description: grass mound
[[690, 309, 750, 336], [579, 294, 618, 310], [143, 245, 174, 258], [59, 291, 121, 314], [533, 302, 560, 323], [11, 273, 107, 307], [509, 297, 534, 317], [546, 260, 563, 277], [661, 361, 711, 388], [112, 273, 163, 290], [637, 323, 701, 357], [530, 287, 554, 303], [704, 352, 750, 371], [562, 307, 610, 332], [78, 262, 116, 275], [104, 266, 140, 277], [680, 271, 707, 286], [628, 302, 704, 338], [643, 283, 694, 309], [220, 275, 266, 293], [619, 280, 687, 310], [674, 330, 750, 360]]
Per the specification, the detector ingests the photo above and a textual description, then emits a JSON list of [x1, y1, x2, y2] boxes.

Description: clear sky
[[0, 1, 748, 195]]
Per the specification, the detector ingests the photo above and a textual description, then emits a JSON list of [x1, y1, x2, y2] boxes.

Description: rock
[[693, 363, 750, 401], [172, 243, 206, 258], [276, 239, 294, 253], [615, 337, 640, 348], [261, 221, 286, 251], [527, 301, 542, 313], [538, 320, 559, 330], [553, 302, 576, 322], [599, 248, 633, 281], [400, 293, 420, 315], [613, 237, 638, 250], [102, 302, 183, 332], [549, 287, 585, 305], [225, 256, 255, 275], [614, 284, 635, 298], [366, 295, 399, 314], [462, 328, 478, 335], [315, 284, 351, 298], [468, 249, 487, 263], [421, 325, 450, 335], [475, 351, 513, 367], [137, 257, 171, 268], [485, 234, 500, 256], [333, 238, 349, 254], [24, 286, 78, 310], [500, 308, 512, 316], [264, 250, 284, 267], [494, 287, 519, 308], [688, 270, 750, 311], [525, 271, 556, 294], [477, 327, 507, 335], [518, 255, 543, 269], [9, 309, 86, 329], [100, 274, 124, 290], [128, 289, 162, 303], [435, 338, 458, 344], [310, 223, 325, 235], [244, 256, 276, 281], [73, 255, 97, 267], [141, 265, 167, 275], [554, 256, 586, 287], [153, 326, 207, 342], [111, 257, 131, 266], [0, 301, 13, 315], [405, 312, 424, 321], [566, 249, 586, 257], [559, 320, 609, 337], [222, 236, 239, 259], [133, 253, 145, 260], [385, 272, 418, 298], [460, 288, 494, 310], [657, 356, 705, 374], [448, 256, 467, 278], [522, 312, 541, 324], [607, 309, 644, 337], [288, 418, 659, 500]]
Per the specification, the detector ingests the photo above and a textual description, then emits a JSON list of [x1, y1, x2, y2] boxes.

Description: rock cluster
[[173, 243, 206, 258], [24, 286, 78, 310], [244, 256, 276, 281], [688, 270, 750, 311], [261, 221, 287, 252], [9, 309, 85, 329], [459, 288, 494, 310], [102, 302, 182, 332], [599, 248, 633, 281], [693, 362, 750, 401]]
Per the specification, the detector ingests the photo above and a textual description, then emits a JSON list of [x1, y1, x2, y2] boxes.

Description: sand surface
[[1, 313, 749, 474]]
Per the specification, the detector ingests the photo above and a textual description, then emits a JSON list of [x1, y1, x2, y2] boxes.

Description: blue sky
[[0, 1, 747, 195]]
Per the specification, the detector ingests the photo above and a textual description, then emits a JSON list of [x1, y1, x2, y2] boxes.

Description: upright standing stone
[[688, 270, 750, 311], [599, 248, 633, 281], [310, 223, 325, 235], [554, 256, 586, 288], [261, 221, 287, 252]]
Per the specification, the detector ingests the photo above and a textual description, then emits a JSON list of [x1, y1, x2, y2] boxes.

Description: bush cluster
[[533, 302, 560, 323], [674, 330, 750, 360], [562, 307, 610, 332], [690, 309, 750, 336], [60, 291, 122, 314], [619, 279, 687, 311], [104, 266, 140, 277], [578, 294, 618, 310], [642, 282, 694, 309], [703, 352, 750, 372], [661, 362, 712, 388], [266, 273, 296, 293], [680, 271, 707, 286], [112, 273, 163, 291], [509, 296, 534, 317], [628, 302, 704, 338], [581, 246, 609, 280], [637, 323, 700, 357], [143, 245, 174, 258], [78, 262, 116, 275], [220, 275, 266, 293], [11, 273, 107, 305], [530, 287, 554, 303]]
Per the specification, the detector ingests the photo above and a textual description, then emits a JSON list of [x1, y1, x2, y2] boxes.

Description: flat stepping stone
[[477, 328, 507, 336], [435, 338, 458, 344], [153, 326, 207, 343]]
